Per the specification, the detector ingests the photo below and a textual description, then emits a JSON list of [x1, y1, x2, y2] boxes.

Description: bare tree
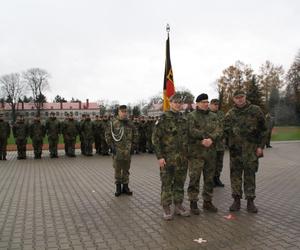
[[23, 68, 50, 115], [0, 73, 26, 121]]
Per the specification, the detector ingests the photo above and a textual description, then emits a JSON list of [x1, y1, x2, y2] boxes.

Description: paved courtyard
[[0, 142, 300, 250]]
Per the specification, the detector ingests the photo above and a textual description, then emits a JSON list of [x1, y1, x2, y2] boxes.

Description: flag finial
[[166, 24, 170, 33]]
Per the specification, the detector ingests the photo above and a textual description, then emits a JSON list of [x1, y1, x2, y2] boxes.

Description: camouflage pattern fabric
[[29, 120, 46, 158], [224, 101, 267, 199], [152, 111, 188, 206], [0, 119, 10, 160], [45, 117, 60, 157], [105, 117, 138, 184], [81, 118, 94, 156], [13, 120, 28, 159], [187, 109, 221, 202], [61, 119, 78, 156]]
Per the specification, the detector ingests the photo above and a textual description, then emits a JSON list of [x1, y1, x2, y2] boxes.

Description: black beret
[[196, 93, 208, 102]]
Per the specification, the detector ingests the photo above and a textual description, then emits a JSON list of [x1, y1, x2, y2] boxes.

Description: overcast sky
[[1, 0, 299, 104]]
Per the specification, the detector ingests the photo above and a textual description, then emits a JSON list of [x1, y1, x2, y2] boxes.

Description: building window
[[56, 112, 59, 116], [75, 112, 78, 116], [31, 112, 34, 116], [45, 112, 48, 117]]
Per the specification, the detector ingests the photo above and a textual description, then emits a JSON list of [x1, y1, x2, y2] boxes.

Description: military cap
[[169, 93, 183, 103], [210, 99, 219, 104], [233, 90, 246, 97], [119, 105, 127, 110], [196, 93, 208, 102]]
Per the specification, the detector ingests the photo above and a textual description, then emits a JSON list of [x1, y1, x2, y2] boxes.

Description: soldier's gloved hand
[[158, 158, 166, 169]]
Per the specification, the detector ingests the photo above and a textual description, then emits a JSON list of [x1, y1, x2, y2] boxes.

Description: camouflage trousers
[[16, 138, 27, 158], [94, 135, 101, 154], [80, 136, 85, 155], [160, 158, 188, 207], [48, 137, 59, 157], [100, 137, 109, 155], [32, 138, 43, 157], [0, 138, 8, 159], [65, 138, 76, 156], [214, 150, 224, 177], [84, 138, 93, 155], [188, 151, 216, 202], [113, 156, 131, 184], [229, 148, 258, 199]]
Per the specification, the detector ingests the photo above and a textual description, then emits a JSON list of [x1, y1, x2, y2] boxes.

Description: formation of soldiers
[[0, 112, 158, 160], [0, 90, 270, 222]]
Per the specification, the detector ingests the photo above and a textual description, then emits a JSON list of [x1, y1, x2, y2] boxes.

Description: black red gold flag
[[163, 32, 175, 111]]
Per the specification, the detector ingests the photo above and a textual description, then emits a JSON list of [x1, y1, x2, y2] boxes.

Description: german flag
[[163, 33, 175, 111]]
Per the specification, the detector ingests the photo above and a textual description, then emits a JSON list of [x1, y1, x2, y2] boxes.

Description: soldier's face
[[209, 103, 219, 112], [118, 109, 127, 120], [197, 100, 209, 111], [233, 95, 246, 107], [170, 101, 182, 112]]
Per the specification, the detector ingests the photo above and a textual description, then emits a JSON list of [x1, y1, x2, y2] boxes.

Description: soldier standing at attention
[[62, 113, 78, 157], [45, 112, 60, 158], [101, 115, 110, 155], [81, 114, 94, 156], [265, 112, 274, 148], [187, 93, 221, 215], [13, 115, 28, 160], [224, 90, 266, 213], [29, 114, 46, 159], [0, 113, 10, 160], [105, 105, 138, 197], [209, 99, 225, 187], [93, 115, 102, 154], [79, 114, 86, 155], [152, 93, 190, 221]]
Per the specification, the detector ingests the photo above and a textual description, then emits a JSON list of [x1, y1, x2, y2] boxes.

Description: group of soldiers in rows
[[106, 90, 269, 221], [0, 112, 159, 160]]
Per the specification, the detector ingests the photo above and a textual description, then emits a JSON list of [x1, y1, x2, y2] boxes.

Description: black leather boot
[[190, 201, 200, 215], [229, 196, 241, 211], [247, 198, 258, 213], [115, 184, 122, 197], [122, 184, 133, 195], [214, 176, 225, 187]]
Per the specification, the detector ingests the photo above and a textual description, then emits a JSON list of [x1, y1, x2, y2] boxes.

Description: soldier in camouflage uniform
[[0, 113, 10, 160], [45, 112, 60, 158], [132, 116, 140, 154], [105, 105, 138, 197], [152, 93, 190, 220], [12, 115, 28, 160], [187, 94, 221, 214], [146, 117, 155, 153], [209, 99, 225, 187], [62, 113, 78, 157], [29, 114, 46, 159], [101, 115, 110, 155], [224, 90, 266, 213], [93, 115, 102, 154], [79, 114, 86, 155], [138, 116, 147, 153], [81, 114, 94, 156]]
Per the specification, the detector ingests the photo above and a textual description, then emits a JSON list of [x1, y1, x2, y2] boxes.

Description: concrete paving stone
[[0, 143, 299, 250]]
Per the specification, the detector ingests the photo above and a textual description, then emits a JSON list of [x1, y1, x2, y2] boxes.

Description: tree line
[[1, 50, 300, 125]]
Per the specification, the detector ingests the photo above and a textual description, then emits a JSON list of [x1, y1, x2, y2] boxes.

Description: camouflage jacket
[[0, 120, 10, 139], [92, 120, 102, 136], [81, 120, 94, 140], [187, 109, 221, 157], [105, 117, 138, 160], [152, 111, 188, 164], [209, 109, 225, 151], [224, 102, 267, 149], [61, 119, 79, 140], [45, 118, 60, 139], [12, 121, 28, 140], [29, 121, 46, 140]]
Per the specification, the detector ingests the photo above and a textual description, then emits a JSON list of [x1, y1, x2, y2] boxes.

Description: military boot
[[214, 176, 225, 187], [247, 198, 258, 213], [203, 200, 218, 213], [190, 201, 200, 215], [115, 184, 122, 197], [229, 196, 241, 211], [122, 184, 133, 195], [163, 205, 173, 221], [175, 203, 190, 217]]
